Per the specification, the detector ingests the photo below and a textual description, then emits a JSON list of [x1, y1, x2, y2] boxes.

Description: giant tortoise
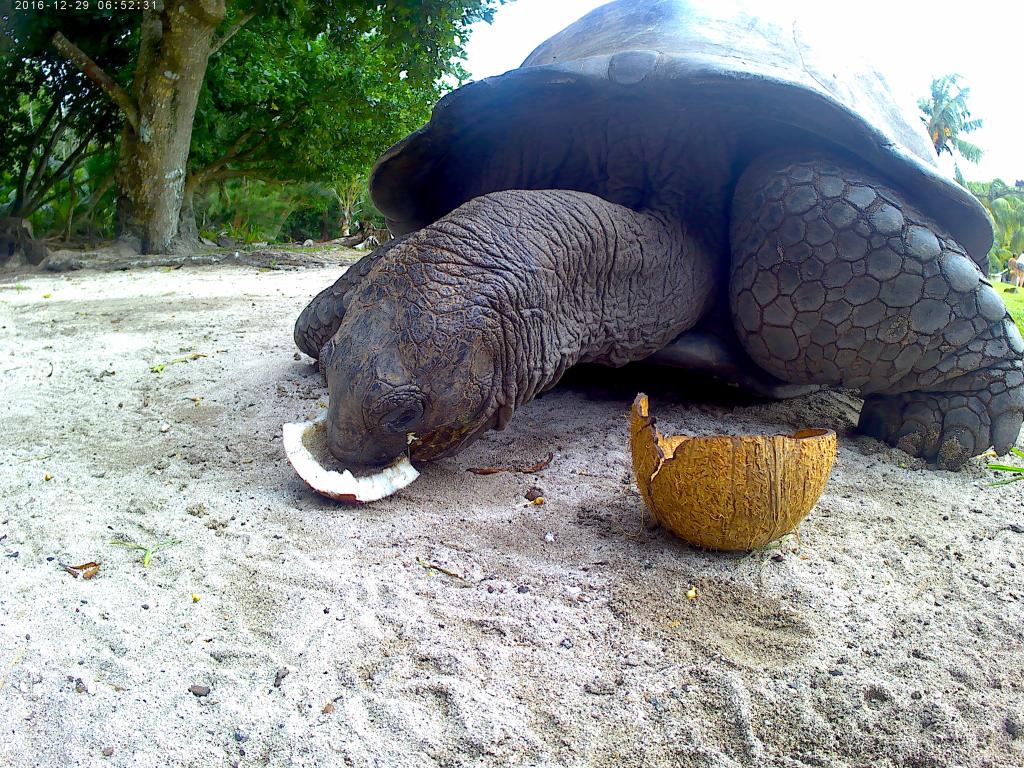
[[294, 0, 1024, 472]]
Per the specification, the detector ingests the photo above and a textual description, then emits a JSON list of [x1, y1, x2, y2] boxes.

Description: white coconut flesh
[[283, 418, 419, 503]]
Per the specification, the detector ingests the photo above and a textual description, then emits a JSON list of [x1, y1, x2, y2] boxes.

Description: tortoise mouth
[[327, 444, 405, 476], [323, 420, 409, 476], [341, 456, 399, 476]]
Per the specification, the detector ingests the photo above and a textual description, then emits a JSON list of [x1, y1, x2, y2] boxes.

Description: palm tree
[[968, 180, 1024, 275], [919, 74, 983, 185]]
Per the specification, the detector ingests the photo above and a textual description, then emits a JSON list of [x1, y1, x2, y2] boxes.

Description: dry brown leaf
[[520, 453, 554, 473], [468, 452, 554, 476], [61, 561, 101, 579], [81, 564, 101, 580]]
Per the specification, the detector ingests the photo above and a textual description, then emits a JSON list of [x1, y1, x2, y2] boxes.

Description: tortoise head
[[320, 264, 511, 472]]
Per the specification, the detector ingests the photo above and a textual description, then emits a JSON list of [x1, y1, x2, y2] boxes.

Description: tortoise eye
[[368, 389, 426, 434], [385, 404, 423, 431]]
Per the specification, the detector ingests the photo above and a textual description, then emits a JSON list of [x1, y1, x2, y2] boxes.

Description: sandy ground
[[1, 261, 1023, 768]]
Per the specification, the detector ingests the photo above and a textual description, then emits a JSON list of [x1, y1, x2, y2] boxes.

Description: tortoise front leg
[[729, 151, 1024, 468], [293, 234, 410, 360]]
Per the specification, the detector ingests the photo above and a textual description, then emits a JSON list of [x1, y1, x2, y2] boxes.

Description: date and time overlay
[[9, 1, 160, 11]]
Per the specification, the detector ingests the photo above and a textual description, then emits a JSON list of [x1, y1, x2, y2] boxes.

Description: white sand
[[1, 262, 1022, 767]]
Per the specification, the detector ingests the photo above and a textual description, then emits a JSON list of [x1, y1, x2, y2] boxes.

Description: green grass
[[995, 283, 1024, 332], [111, 537, 181, 567], [989, 447, 1024, 487]]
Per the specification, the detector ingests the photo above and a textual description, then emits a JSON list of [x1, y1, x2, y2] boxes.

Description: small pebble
[[159, 423, 170, 433], [102, 747, 114, 757], [234, 731, 249, 743], [516, 585, 530, 594], [543, 532, 555, 543], [524, 487, 543, 502], [274, 667, 289, 687], [560, 638, 573, 649], [189, 684, 210, 697]]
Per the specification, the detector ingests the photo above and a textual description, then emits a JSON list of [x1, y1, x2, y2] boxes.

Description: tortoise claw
[[860, 367, 1024, 469]]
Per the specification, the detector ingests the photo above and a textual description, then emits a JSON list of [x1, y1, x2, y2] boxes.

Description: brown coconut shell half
[[629, 393, 836, 551], [283, 418, 419, 503]]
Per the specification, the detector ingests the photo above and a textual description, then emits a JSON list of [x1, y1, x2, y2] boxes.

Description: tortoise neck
[[413, 188, 718, 411]]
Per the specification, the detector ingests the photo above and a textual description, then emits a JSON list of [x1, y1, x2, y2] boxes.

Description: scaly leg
[[729, 151, 1024, 468]]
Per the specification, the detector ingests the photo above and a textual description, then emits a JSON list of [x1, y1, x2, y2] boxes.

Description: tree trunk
[[0, 218, 48, 266], [114, 2, 225, 254], [176, 172, 203, 247], [64, 178, 77, 242]]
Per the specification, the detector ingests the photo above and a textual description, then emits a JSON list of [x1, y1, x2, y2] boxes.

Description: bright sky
[[464, 0, 1023, 184]]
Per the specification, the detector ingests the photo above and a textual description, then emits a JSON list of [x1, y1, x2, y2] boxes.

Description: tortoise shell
[[370, 0, 990, 269]]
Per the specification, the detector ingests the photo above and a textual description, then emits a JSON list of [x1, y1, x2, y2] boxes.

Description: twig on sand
[[415, 556, 470, 583], [467, 452, 554, 476], [150, 352, 207, 374], [60, 560, 101, 579], [15, 454, 51, 464]]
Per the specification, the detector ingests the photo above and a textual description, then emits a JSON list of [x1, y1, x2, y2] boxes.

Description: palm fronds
[[919, 74, 984, 168]]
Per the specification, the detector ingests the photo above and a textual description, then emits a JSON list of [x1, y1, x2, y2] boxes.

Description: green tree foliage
[[0, 9, 133, 223], [918, 74, 983, 185], [1, 0, 499, 248], [195, 179, 340, 243], [969, 180, 1024, 273], [185, 1, 497, 234]]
